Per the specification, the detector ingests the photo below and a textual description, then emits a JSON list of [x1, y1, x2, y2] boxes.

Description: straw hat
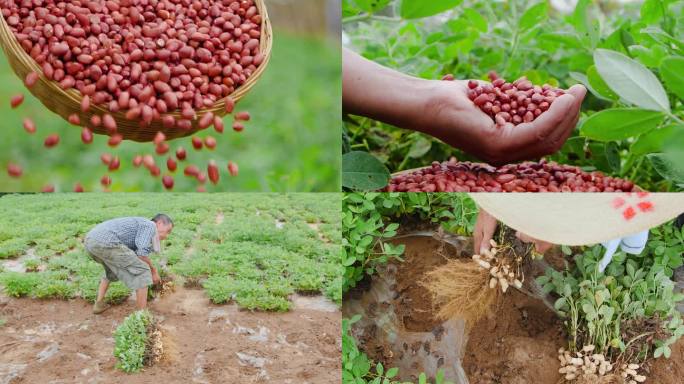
[[470, 193, 684, 245]]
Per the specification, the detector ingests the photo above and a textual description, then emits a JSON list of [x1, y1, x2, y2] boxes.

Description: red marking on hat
[[637, 201, 654, 212], [623, 206, 636, 221]]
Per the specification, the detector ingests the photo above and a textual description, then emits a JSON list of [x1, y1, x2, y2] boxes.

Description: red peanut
[[462, 71, 564, 127], [7, 163, 22, 178], [44, 134, 60, 148]]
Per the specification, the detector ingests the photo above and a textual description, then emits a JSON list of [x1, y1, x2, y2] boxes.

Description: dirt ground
[[461, 289, 565, 384], [648, 338, 684, 384], [0, 286, 340, 384], [346, 234, 683, 384]]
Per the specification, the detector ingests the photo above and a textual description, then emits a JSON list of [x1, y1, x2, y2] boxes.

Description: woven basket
[[0, 0, 273, 142]]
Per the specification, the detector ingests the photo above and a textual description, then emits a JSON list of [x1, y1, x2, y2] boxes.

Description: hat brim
[[470, 193, 684, 245]]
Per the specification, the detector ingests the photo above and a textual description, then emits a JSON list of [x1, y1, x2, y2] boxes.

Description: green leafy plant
[[343, 0, 684, 191], [538, 223, 684, 361], [113, 310, 154, 373], [343, 192, 476, 292], [343, 192, 473, 384], [0, 272, 41, 297], [343, 315, 454, 384]]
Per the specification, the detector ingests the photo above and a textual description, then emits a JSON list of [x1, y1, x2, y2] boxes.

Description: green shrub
[[0, 272, 41, 297], [343, 316, 453, 384], [343, 193, 477, 292], [203, 276, 292, 311], [113, 310, 153, 373], [35, 279, 77, 299]]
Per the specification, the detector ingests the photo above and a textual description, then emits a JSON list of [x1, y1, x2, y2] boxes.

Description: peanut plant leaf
[[407, 136, 432, 158], [342, 151, 390, 191], [594, 49, 670, 112], [586, 65, 618, 100], [648, 153, 684, 183], [400, 0, 463, 19], [569, 71, 612, 101], [630, 124, 682, 156], [519, 2, 548, 32], [660, 57, 684, 100], [580, 108, 665, 141], [571, 0, 599, 47]]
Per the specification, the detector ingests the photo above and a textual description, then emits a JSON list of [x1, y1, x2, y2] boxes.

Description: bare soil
[[648, 338, 684, 384], [462, 289, 565, 384], [0, 286, 340, 384]]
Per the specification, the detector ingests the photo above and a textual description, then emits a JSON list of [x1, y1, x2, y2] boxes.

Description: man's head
[[151, 214, 173, 240]]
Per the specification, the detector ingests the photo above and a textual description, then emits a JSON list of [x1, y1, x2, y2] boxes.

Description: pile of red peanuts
[[1, 0, 264, 130], [465, 71, 565, 126], [386, 159, 636, 193]]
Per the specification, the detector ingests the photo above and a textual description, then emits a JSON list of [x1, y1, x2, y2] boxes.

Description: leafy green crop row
[[342, 0, 684, 191], [114, 310, 154, 373], [0, 193, 341, 310]]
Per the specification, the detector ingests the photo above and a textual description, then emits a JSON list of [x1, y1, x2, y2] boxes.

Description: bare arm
[[139, 256, 160, 284], [342, 48, 434, 132]]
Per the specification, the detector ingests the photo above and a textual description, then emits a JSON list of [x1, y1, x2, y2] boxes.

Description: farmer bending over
[[84, 214, 173, 314]]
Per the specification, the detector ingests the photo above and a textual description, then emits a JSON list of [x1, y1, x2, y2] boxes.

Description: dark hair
[[151, 213, 173, 226]]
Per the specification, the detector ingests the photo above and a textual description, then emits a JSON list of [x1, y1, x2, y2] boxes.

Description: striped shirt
[[85, 217, 157, 256]]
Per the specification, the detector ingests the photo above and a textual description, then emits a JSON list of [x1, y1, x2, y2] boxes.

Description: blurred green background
[[0, 1, 341, 192]]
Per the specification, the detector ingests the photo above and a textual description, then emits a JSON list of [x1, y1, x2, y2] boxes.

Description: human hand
[[515, 232, 553, 254], [152, 270, 161, 285], [416, 79, 587, 166], [473, 208, 554, 255], [473, 209, 498, 255]]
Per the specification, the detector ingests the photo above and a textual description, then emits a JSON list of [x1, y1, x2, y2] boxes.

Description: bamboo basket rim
[[0, 0, 273, 142]]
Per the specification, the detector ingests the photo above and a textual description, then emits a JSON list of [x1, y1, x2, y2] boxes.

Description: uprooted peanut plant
[[113, 310, 163, 373], [424, 225, 535, 326], [538, 223, 684, 383]]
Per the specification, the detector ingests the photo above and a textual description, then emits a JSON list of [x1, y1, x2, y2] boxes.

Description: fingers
[[474, 209, 497, 254], [535, 241, 553, 254], [516, 231, 554, 254], [567, 84, 587, 104], [544, 84, 587, 148]]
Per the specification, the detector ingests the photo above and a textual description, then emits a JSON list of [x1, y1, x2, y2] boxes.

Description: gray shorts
[[84, 238, 152, 290]]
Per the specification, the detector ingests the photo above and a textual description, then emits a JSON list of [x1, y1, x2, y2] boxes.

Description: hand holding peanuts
[[343, 49, 586, 166], [418, 79, 587, 166]]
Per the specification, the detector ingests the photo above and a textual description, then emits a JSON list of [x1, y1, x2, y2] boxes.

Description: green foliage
[[538, 222, 684, 359], [343, 0, 684, 191], [342, 192, 477, 291], [203, 276, 292, 312], [342, 151, 390, 190], [113, 310, 154, 373], [0, 33, 341, 192], [0, 272, 41, 297], [341, 192, 471, 384], [343, 315, 454, 384], [0, 193, 341, 311]]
